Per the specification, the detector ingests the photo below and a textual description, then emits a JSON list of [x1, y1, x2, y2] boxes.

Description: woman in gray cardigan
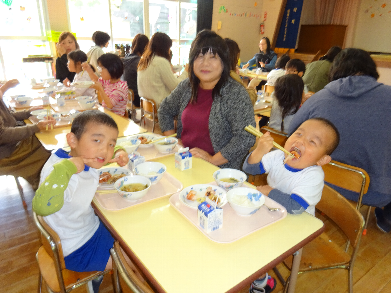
[[158, 30, 255, 170]]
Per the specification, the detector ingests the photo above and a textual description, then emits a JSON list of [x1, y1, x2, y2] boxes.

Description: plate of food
[[179, 184, 227, 209], [73, 81, 94, 88], [98, 167, 132, 189], [131, 133, 162, 148]]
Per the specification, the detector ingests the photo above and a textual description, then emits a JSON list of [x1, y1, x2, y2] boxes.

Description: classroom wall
[[45, 0, 69, 32]]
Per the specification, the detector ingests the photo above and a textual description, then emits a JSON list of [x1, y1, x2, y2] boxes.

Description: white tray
[[137, 144, 181, 161]]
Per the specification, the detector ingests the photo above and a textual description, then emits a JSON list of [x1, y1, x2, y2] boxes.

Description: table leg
[[287, 248, 303, 293]]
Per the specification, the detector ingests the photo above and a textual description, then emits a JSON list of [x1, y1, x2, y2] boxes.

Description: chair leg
[[15, 177, 27, 209], [363, 206, 371, 235], [348, 267, 353, 293], [38, 271, 42, 293], [273, 267, 286, 286]]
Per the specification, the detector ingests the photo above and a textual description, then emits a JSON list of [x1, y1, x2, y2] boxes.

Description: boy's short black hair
[[71, 110, 118, 140], [309, 117, 340, 155], [97, 53, 124, 79], [275, 54, 290, 69], [93, 31, 110, 47], [286, 59, 306, 75]]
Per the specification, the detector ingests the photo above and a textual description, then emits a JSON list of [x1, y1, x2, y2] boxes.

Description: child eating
[[67, 49, 96, 97], [32, 110, 128, 292]]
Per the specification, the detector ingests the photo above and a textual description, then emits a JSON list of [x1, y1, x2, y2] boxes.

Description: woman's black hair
[[68, 50, 96, 72], [224, 38, 240, 71], [275, 54, 290, 69], [329, 48, 379, 81], [131, 34, 149, 56], [274, 74, 304, 132], [93, 31, 110, 47], [319, 46, 342, 62], [188, 30, 230, 103], [97, 53, 123, 79], [71, 110, 118, 140], [260, 37, 271, 54]]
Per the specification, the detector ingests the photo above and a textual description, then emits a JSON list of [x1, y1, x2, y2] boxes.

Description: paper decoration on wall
[[363, 0, 390, 18], [218, 4, 262, 18], [254, 2, 257, 7], [80, 17, 84, 21], [1, 0, 12, 6], [20, 6, 25, 11], [219, 5, 226, 13], [264, 11, 267, 21]]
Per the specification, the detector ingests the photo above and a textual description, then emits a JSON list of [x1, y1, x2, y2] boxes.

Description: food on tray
[[186, 187, 221, 204], [120, 183, 148, 192], [219, 177, 240, 183], [229, 193, 256, 207], [99, 172, 127, 184], [138, 136, 150, 144], [119, 141, 135, 148]]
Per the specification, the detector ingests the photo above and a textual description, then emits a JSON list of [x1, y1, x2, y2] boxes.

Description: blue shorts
[[64, 222, 114, 272]]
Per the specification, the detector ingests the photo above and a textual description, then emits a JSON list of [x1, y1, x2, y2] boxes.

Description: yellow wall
[[46, 0, 69, 32]]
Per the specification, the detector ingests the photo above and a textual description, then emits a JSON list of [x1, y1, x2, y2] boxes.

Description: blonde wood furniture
[[33, 212, 110, 293], [140, 97, 158, 133], [281, 185, 364, 293], [264, 84, 275, 97]]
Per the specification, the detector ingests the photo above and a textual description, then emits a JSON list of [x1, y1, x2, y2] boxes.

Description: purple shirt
[[181, 87, 215, 155]]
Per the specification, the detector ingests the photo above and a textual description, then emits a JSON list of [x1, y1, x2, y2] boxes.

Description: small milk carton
[[175, 147, 192, 171], [128, 152, 145, 171], [198, 197, 223, 233]]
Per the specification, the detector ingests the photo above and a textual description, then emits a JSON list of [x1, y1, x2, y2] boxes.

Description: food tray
[[169, 183, 287, 243], [28, 115, 71, 128], [9, 98, 44, 109], [94, 172, 183, 211], [51, 99, 99, 112], [137, 144, 181, 161]]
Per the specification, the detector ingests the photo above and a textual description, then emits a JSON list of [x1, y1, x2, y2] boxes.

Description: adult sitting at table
[[137, 32, 188, 108], [0, 80, 55, 190], [87, 31, 111, 74], [158, 30, 256, 170], [303, 46, 342, 93], [224, 38, 261, 106], [288, 48, 391, 233], [242, 37, 277, 72], [122, 34, 149, 108], [56, 32, 79, 85]]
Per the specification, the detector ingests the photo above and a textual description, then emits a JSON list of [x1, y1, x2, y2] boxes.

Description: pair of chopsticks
[[46, 105, 53, 130], [245, 125, 294, 158], [80, 55, 92, 77], [147, 133, 177, 144]]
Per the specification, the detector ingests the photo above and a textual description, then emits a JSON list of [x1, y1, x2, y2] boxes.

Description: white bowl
[[133, 133, 162, 148], [47, 79, 60, 87], [134, 162, 166, 185], [117, 136, 141, 154], [153, 137, 178, 154], [98, 167, 131, 188], [10, 94, 25, 100], [16, 96, 33, 106], [77, 96, 95, 110], [73, 81, 94, 88], [179, 184, 227, 209], [114, 175, 152, 201], [226, 187, 265, 216], [213, 169, 247, 191]]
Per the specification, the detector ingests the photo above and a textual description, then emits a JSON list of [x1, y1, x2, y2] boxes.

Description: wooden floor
[[1, 118, 391, 293]]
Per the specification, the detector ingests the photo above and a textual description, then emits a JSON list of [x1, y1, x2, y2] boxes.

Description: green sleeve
[[114, 145, 125, 155], [32, 159, 78, 216]]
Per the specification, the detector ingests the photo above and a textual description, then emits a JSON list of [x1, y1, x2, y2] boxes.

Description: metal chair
[[127, 89, 140, 123], [280, 185, 364, 293], [110, 241, 154, 293], [322, 160, 371, 235], [139, 97, 158, 133], [33, 212, 110, 293], [14, 176, 27, 209]]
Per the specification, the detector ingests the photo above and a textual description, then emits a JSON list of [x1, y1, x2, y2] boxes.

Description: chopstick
[[245, 125, 294, 157], [147, 133, 177, 144], [81, 55, 92, 77]]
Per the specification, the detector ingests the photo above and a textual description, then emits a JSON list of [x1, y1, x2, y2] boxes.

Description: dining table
[[93, 155, 324, 293]]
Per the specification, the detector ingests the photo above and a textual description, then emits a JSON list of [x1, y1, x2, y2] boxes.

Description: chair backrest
[[317, 185, 364, 248], [322, 161, 370, 208], [260, 126, 288, 146], [140, 97, 156, 114], [264, 85, 275, 96], [111, 241, 154, 293]]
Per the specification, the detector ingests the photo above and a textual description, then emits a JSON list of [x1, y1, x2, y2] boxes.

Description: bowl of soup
[[16, 96, 33, 106], [153, 137, 178, 154], [227, 187, 265, 216], [114, 175, 151, 201], [117, 136, 141, 154], [213, 168, 247, 191], [134, 162, 166, 185]]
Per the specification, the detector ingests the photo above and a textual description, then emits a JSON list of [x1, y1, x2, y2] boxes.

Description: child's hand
[[257, 185, 273, 196], [63, 78, 71, 87], [37, 117, 56, 131], [248, 132, 274, 164], [81, 62, 91, 72], [89, 81, 102, 91], [109, 149, 129, 167], [68, 156, 99, 173]]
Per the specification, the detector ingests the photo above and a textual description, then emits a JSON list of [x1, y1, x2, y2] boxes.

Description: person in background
[[0, 79, 55, 190], [224, 38, 260, 106], [266, 54, 290, 86], [303, 46, 342, 93], [87, 31, 111, 74], [268, 74, 304, 133], [67, 50, 96, 97], [56, 32, 79, 84], [158, 30, 256, 170], [288, 48, 391, 233], [122, 34, 149, 108], [242, 37, 277, 72], [285, 58, 312, 103], [82, 53, 128, 116], [137, 32, 188, 108]]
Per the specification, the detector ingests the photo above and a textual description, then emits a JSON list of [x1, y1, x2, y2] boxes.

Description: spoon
[[264, 204, 280, 212]]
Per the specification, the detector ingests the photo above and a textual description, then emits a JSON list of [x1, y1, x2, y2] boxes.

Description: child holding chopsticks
[[67, 50, 96, 97], [243, 118, 340, 293]]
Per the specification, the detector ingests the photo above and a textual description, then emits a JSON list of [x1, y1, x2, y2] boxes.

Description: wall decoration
[[363, 0, 391, 18], [1, 0, 12, 7]]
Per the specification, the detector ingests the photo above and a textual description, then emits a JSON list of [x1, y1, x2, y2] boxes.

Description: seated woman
[[122, 34, 149, 107], [87, 31, 111, 74], [268, 74, 304, 133], [303, 46, 342, 93], [242, 37, 277, 72], [158, 30, 256, 170], [56, 32, 79, 84], [137, 32, 188, 108]]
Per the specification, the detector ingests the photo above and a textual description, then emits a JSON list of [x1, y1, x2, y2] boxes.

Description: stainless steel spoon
[[264, 205, 280, 212]]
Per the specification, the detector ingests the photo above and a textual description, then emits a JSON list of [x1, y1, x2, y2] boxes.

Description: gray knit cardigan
[[158, 78, 256, 170]]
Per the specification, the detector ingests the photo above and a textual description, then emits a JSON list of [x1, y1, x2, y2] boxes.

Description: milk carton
[[175, 147, 192, 171], [128, 152, 145, 171], [198, 197, 223, 233]]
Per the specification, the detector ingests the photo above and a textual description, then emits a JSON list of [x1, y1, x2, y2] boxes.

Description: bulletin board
[[354, 0, 391, 53]]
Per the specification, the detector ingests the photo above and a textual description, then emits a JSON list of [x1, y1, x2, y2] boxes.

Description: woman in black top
[[55, 32, 79, 84]]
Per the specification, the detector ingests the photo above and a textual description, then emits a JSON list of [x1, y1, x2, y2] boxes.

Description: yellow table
[[93, 156, 324, 293], [239, 70, 268, 81]]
